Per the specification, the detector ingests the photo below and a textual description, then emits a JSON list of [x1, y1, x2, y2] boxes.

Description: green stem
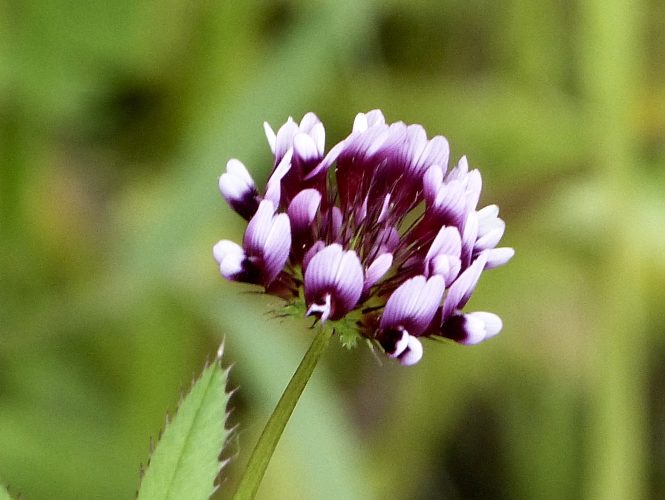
[[233, 327, 332, 500], [579, 1, 645, 499]]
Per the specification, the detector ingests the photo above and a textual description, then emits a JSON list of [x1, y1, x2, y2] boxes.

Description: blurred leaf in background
[[137, 348, 232, 500], [1, 0, 664, 499]]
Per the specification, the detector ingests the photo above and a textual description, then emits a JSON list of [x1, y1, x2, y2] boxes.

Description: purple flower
[[219, 159, 259, 220], [214, 110, 513, 365], [214, 200, 291, 286], [263, 113, 326, 206], [377, 275, 445, 366], [303, 243, 364, 323]]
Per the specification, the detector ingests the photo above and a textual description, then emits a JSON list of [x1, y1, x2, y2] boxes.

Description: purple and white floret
[[304, 244, 364, 323], [219, 159, 259, 220], [214, 110, 513, 365]]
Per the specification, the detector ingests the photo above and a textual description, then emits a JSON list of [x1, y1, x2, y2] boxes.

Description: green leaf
[[137, 345, 233, 500], [0, 484, 13, 500]]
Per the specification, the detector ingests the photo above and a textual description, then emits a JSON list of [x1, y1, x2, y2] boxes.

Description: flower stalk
[[232, 326, 332, 500]]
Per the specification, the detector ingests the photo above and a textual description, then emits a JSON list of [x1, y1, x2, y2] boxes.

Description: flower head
[[215, 110, 513, 365]]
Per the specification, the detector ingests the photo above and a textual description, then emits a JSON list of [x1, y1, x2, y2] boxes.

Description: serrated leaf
[[0, 484, 13, 500], [137, 345, 232, 500]]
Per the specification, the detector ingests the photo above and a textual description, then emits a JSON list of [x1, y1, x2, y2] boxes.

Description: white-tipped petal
[[447, 155, 469, 180], [364, 253, 393, 292], [475, 222, 505, 251], [213, 240, 243, 265], [298, 112, 316, 130], [381, 275, 445, 335], [484, 247, 515, 269], [264, 148, 293, 206], [477, 204, 500, 225], [399, 336, 423, 366], [464, 169, 482, 213], [467, 312, 503, 340], [458, 155, 469, 174], [306, 140, 344, 180], [263, 122, 276, 153], [423, 164, 444, 203], [304, 244, 364, 321], [364, 109, 386, 127], [242, 200, 291, 285], [430, 254, 461, 286], [226, 159, 254, 186], [453, 312, 503, 345], [328, 206, 343, 241], [353, 113, 369, 133], [432, 180, 467, 226], [430, 254, 451, 278], [219, 172, 246, 200], [310, 122, 325, 155], [288, 189, 322, 233], [262, 212, 291, 283], [417, 135, 450, 173], [353, 108, 387, 135], [442, 252, 488, 319], [461, 211, 479, 265], [425, 226, 462, 279], [401, 125, 428, 174], [219, 253, 245, 280], [376, 194, 392, 223], [213, 240, 246, 280], [333, 250, 365, 310], [243, 201, 275, 254], [218, 159, 259, 218], [461, 314, 487, 345], [293, 133, 320, 162]]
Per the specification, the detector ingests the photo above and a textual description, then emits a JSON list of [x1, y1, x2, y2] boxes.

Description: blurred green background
[[1, 0, 664, 498]]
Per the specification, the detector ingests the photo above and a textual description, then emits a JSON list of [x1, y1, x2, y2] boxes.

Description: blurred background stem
[[580, 0, 647, 499]]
